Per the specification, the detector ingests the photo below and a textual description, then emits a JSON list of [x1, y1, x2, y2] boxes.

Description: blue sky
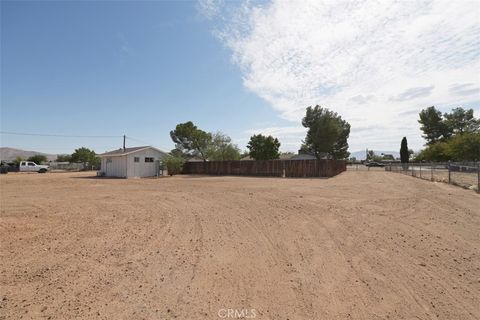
[[1, 1, 284, 154], [1, 0, 479, 155]]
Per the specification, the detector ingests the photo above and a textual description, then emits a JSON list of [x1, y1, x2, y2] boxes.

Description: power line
[[126, 136, 170, 151], [125, 136, 150, 145], [1, 131, 171, 151], [0, 131, 122, 138]]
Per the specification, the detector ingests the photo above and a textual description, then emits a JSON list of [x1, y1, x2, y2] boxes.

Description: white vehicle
[[19, 161, 49, 173]]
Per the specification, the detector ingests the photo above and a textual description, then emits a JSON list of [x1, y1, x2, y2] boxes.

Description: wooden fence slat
[[182, 159, 346, 178]]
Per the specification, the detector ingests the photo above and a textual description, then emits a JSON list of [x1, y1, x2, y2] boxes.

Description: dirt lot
[[1, 171, 479, 320]]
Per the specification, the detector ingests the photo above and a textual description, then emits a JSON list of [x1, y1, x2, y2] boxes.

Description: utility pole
[[123, 135, 126, 151]]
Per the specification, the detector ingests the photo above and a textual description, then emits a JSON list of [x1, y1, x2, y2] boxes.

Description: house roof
[[98, 146, 166, 157]]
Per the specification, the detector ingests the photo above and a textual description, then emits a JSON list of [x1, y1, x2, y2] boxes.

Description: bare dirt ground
[[1, 171, 479, 320]]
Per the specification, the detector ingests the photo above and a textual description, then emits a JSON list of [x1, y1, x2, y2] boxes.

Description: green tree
[[416, 142, 450, 162], [170, 148, 187, 159], [301, 105, 350, 159], [56, 154, 72, 162], [400, 137, 409, 163], [247, 134, 280, 160], [444, 107, 480, 135], [71, 147, 98, 169], [418, 106, 450, 145], [164, 155, 185, 176], [446, 132, 480, 161], [207, 132, 241, 161], [27, 154, 48, 164], [170, 121, 212, 161]]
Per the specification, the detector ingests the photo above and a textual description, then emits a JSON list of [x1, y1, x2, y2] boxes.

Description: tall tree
[[400, 137, 409, 163], [301, 105, 350, 159], [418, 106, 450, 144], [208, 132, 241, 161], [247, 134, 280, 160], [443, 107, 480, 135], [446, 132, 480, 161], [170, 121, 212, 161]]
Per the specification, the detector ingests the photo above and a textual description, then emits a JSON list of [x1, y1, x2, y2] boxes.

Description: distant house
[[289, 149, 322, 160], [98, 146, 167, 178], [289, 153, 317, 160]]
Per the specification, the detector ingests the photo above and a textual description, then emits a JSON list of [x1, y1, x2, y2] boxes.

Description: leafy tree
[[418, 106, 450, 145], [170, 148, 188, 159], [446, 132, 480, 161], [247, 134, 280, 160], [56, 154, 72, 162], [27, 154, 48, 164], [170, 121, 211, 161], [415, 134, 480, 162], [400, 137, 409, 163], [301, 105, 350, 159], [444, 107, 480, 135], [207, 132, 241, 161], [416, 142, 450, 162], [164, 155, 185, 176], [71, 147, 99, 169], [417, 106, 479, 161]]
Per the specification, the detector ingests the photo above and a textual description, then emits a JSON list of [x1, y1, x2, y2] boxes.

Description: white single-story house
[[98, 146, 167, 178]]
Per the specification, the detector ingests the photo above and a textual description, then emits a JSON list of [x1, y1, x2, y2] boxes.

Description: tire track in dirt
[[1, 171, 479, 319]]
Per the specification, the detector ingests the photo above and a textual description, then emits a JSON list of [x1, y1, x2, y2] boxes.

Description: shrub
[[164, 155, 185, 176]]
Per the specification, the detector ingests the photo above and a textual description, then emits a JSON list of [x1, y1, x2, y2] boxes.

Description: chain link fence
[[385, 162, 479, 193]]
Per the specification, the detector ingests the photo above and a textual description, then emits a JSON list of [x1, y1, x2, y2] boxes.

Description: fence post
[[419, 162, 422, 179], [411, 163, 414, 177], [477, 163, 479, 194], [431, 163, 434, 181], [448, 161, 451, 184]]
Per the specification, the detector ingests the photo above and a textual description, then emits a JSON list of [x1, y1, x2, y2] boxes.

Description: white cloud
[[202, 0, 480, 152], [197, 0, 224, 20]]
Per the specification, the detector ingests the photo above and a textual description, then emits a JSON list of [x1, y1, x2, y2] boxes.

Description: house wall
[[126, 149, 166, 178], [101, 156, 127, 177]]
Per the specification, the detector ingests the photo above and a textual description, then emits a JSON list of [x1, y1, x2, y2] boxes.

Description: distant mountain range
[[0, 147, 57, 162], [350, 150, 400, 161]]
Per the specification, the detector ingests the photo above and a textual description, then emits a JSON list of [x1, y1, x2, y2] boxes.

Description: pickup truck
[[19, 161, 49, 173]]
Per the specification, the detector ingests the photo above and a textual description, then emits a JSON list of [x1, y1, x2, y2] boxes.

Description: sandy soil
[[1, 171, 479, 320]]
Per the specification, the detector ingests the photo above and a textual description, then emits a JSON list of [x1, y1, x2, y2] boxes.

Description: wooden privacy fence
[[182, 159, 346, 178]]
